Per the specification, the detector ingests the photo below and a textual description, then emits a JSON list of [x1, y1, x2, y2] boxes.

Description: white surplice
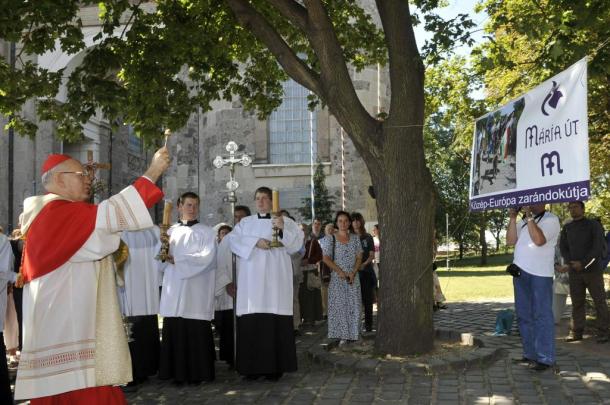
[[119, 227, 162, 316], [0, 234, 16, 331], [214, 238, 234, 311], [15, 185, 153, 400], [159, 223, 216, 321], [227, 215, 304, 316]]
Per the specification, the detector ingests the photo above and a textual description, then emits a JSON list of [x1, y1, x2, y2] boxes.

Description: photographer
[[506, 204, 560, 371]]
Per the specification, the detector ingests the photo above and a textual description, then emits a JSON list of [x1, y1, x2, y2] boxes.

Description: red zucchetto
[[41, 154, 72, 175]]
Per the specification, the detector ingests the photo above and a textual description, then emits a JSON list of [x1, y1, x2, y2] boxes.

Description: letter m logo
[[540, 151, 563, 177]]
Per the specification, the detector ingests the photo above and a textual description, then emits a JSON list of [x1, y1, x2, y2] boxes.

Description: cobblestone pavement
[[117, 302, 610, 404], [15, 301, 610, 404]]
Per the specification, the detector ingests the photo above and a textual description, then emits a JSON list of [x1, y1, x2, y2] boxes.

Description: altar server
[[159, 192, 217, 384], [227, 187, 303, 380], [214, 206, 251, 368], [119, 227, 162, 387], [0, 232, 15, 403]]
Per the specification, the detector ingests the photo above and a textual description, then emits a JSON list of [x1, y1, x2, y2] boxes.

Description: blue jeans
[[513, 270, 554, 365]]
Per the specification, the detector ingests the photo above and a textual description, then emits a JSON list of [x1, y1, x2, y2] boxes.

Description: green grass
[[435, 253, 515, 302]]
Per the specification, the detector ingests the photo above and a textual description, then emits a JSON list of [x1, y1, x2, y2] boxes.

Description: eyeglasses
[[57, 171, 91, 178]]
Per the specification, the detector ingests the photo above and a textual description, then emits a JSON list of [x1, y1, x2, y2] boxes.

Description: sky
[[413, 0, 488, 57]]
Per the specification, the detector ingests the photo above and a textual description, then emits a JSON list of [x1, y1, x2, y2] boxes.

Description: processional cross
[[213, 141, 252, 369], [85, 149, 112, 181]]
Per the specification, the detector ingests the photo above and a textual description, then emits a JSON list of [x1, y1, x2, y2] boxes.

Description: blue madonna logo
[[541, 81, 563, 116]]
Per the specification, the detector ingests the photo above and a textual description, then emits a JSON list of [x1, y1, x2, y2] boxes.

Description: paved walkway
[[14, 302, 610, 404], [119, 302, 610, 404]]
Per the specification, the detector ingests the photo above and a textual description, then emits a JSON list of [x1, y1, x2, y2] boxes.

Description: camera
[[506, 263, 522, 277]]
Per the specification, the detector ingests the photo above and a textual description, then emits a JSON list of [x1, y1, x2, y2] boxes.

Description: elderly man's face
[[55, 159, 92, 202]]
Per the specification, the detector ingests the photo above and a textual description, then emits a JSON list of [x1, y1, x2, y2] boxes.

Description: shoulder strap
[[306, 239, 313, 260]]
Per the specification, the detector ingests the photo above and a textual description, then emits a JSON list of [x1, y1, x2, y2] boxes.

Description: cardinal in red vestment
[[14, 147, 170, 405]]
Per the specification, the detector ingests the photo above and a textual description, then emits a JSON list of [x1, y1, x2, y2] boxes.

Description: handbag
[[320, 235, 335, 282], [304, 239, 322, 289], [307, 271, 322, 289]]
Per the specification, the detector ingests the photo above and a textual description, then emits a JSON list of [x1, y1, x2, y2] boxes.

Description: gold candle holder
[[156, 223, 172, 261], [156, 200, 173, 261], [269, 190, 283, 248], [269, 212, 284, 248]]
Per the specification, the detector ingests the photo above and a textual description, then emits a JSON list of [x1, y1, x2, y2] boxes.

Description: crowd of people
[[6, 150, 606, 403], [0, 149, 385, 404]]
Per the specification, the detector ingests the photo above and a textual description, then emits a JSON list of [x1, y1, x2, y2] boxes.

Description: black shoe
[[121, 381, 139, 393], [597, 336, 609, 344], [529, 361, 551, 371], [511, 357, 533, 366], [565, 334, 583, 342], [264, 373, 283, 381]]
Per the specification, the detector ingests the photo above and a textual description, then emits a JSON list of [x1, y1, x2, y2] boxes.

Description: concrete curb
[[306, 329, 506, 375]]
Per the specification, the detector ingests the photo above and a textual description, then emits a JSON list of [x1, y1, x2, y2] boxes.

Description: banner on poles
[[469, 57, 589, 212]]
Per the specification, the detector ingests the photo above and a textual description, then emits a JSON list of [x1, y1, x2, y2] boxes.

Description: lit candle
[[272, 189, 279, 213], [162, 201, 173, 225]]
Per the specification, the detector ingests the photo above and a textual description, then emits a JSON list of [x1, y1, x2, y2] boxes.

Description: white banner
[[469, 57, 589, 212]]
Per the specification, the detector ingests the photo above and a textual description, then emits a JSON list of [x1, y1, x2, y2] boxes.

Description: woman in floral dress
[[320, 211, 362, 343]]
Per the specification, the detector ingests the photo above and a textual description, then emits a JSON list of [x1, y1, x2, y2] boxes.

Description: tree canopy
[[1, 0, 477, 355]]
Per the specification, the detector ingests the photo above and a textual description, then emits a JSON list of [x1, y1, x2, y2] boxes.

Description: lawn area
[[435, 253, 515, 302]]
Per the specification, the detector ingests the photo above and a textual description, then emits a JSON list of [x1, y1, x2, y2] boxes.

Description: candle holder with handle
[[269, 212, 284, 248], [156, 200, 173, 262], [156, 223, 172, 262], [269, 189, 284, 248]]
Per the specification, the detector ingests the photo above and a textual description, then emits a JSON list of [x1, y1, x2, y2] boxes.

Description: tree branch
[[16, 20, 35, 61], [225, 0, 323, 96], [120, 0, 143, 40], [375, 0, 424, 124], [303, 0, 380, 157], [266, 0, 308, 32]]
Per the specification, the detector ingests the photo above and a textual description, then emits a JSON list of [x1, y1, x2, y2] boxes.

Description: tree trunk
[[372, 125, 436, 355], [459, 240, 464, 260]]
